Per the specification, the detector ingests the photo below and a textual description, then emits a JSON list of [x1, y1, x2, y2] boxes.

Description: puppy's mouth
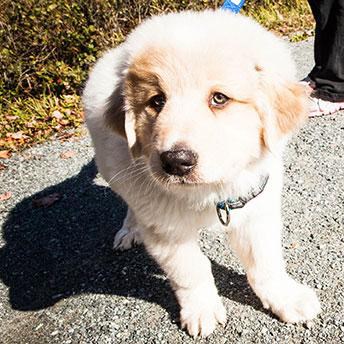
[[153, 170, 203, 186]]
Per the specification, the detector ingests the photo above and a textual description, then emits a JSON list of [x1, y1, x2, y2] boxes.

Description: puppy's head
[[107, 11, 307, 189]]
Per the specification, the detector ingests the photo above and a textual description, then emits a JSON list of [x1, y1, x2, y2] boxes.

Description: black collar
[[216, 175, 269, 226]]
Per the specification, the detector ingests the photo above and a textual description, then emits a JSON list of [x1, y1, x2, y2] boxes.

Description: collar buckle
[[215, 175, 269, 226], [216, 201, 231, 226]]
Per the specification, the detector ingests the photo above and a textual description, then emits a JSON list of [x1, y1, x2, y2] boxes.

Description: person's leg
[[310, 0, 344, 101], [307, 0, 335, 80], [306, 0, 344, 115]]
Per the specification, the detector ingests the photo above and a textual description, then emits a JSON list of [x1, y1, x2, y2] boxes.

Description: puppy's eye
[[148, 94, 166, 113], [210, 92, 229, 107]]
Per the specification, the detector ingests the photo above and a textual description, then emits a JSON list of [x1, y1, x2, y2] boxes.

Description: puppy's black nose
[[160, 149, 198, 176]]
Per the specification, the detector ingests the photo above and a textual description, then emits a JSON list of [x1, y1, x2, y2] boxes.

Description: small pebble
[[34, 323, 43, 331], [304, 321, 314, 329]]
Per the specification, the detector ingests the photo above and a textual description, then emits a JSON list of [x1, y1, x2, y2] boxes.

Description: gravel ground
[[0, 39, 343, 344]]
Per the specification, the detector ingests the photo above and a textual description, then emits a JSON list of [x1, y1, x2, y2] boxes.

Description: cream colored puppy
[[83, 10, 320, 337]]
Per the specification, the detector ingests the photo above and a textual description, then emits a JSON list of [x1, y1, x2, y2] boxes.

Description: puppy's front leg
[[144, 232, 226, 337], [229, 212, 321, 323]]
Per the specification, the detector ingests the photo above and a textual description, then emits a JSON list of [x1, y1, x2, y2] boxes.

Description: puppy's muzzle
[[160, 149, 198, 176]]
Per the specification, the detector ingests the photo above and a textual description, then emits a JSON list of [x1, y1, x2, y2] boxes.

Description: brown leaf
[[21, 153, 32, 160], [0, 191, 12, 201], [59, 119, 70, 126], [290, 242, 299, 249], [52, 110, 64, 120], [26, 121, 36, 128], [60, 150, 76, 159], [0, 150, 11, 159], [7, 131, 26, 140], [32, 193, 61, 208], [5, 115, 18, 121], [4, 137, 14, 143], [58, 132, 74, 141], [44, 129, 52, 136]]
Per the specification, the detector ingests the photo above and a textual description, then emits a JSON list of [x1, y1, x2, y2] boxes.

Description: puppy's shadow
[[0, 159, 264, 320]]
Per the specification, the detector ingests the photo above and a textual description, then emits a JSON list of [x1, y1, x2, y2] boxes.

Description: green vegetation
[[0, 0, 313, 152]]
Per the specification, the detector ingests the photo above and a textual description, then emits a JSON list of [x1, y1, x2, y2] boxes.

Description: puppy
[[83, 10, 320, 337]]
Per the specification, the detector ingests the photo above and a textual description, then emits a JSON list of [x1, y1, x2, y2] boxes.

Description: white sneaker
[[309, 96, 344, 117]]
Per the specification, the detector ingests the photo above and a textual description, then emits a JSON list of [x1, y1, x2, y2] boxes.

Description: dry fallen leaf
[[0, 150, 11, 159], [60, 150, 76, 159], [12, 132, 23, 140], [59, 119, 70, 126], [7, 132, 27, 140], [5, 115, 18, 121], [52, 110, 64, 120], [0, 191, 12, 201], [290, 242, 299, 249], [58, 132, 75, 141], [21, 153, 32, 160], [32, 193, 61, 208], [26, 121, 36, 128]]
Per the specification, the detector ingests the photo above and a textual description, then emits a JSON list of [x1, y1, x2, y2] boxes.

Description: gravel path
[[0, 39, 343, 344]]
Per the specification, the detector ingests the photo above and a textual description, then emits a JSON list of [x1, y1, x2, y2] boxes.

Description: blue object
[[221, 0, 245, 13]]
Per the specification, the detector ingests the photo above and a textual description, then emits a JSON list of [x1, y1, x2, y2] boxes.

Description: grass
[[0, 95, 83, 151], [0, 0, 314, 153], [244, 0, 313, 40]]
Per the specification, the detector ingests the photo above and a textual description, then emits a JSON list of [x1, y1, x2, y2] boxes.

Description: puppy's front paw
[[114, 209, 143, 250], [113, 225, 142, 250], [255, 277, 321, 323], [178, 288, 226, 337], [272, 283, 321, 323]]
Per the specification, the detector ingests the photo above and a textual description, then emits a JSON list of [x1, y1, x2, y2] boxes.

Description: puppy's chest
[[138, 192, 253, 233]]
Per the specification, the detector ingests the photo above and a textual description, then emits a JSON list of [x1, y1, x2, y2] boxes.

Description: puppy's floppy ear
[[104, 85, 126, 138], [274, 82, 308, 135], [104, 84, 142, 158], [257, 76, 308, 149], [124, 109, 142, 158]]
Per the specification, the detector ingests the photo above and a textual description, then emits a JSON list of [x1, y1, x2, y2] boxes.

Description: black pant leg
[[308, 0, 335, 74], [308, 0, 344, 101]]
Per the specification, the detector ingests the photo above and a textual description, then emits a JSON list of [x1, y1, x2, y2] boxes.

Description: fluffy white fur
[[83, 10, 320, 337]]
